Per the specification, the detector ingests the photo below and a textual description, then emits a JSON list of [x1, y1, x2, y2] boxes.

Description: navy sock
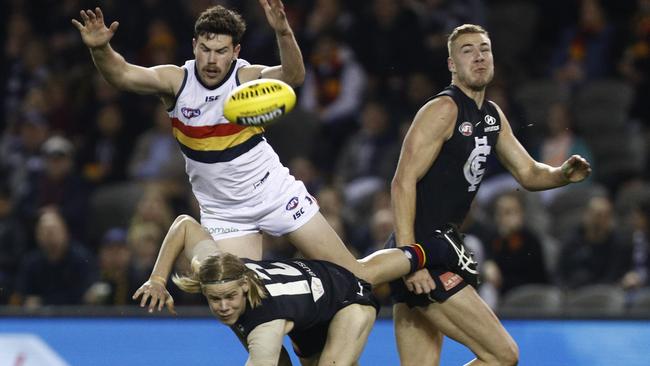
[[399, 244, 426, 273]]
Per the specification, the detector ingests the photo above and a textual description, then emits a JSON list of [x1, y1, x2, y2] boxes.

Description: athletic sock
[[404, 241, 454, 271], [399, 244, 427, 273]]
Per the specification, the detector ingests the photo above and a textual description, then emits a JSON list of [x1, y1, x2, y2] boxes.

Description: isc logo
[[205, 95, 219, 102], [292, 207, 305, 220]]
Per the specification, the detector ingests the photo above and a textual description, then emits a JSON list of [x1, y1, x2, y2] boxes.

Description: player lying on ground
[[133, 214, 439, 366]]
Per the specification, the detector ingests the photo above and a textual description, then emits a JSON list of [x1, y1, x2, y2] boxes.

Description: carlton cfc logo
[[459, 122, 473, 136]]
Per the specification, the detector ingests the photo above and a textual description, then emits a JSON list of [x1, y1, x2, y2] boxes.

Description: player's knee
[[344, 304, 376, 330], [479, 335, 518, 365], [494, 338, 519, 366]]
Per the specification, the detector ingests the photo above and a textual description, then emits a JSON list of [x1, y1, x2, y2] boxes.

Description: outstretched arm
[[72, 7, 182, 98], [493, 103, 591, 191], [132, 215, 220, 313], [238, 0, 305, 86]]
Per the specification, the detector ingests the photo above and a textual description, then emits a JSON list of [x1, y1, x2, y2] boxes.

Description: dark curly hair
[[194, 6, 247, 45]]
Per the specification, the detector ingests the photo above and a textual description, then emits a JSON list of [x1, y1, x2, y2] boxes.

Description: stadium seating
[[565, 284, 626, 316], [499, 284, 563, 317]]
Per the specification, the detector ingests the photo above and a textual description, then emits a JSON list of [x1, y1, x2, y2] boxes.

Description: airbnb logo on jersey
[[463, 136, 491, 192]]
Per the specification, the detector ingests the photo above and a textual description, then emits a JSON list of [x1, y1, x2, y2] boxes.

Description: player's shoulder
[[418, 95, 458, 121], [486, 99, 504, 115], [151, 64, 186, 92], [152, 63, 185, 78]]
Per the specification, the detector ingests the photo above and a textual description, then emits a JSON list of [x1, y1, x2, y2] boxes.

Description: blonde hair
[[172, 254, 267, 308], [447, 24, 489, 56]]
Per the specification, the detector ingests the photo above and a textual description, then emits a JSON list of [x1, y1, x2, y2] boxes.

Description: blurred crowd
[[1, 0, 650, 313]]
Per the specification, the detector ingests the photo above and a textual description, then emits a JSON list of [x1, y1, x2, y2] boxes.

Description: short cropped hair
[[194, 6, 247, 45], [447, 24, 489, 56]]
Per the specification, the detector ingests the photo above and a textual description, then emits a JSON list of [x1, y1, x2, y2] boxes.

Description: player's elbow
[[172, 214, 199, 231], [510, 163, 540, 191], [284, 66, 305, 87], [515, 174, 537, 191], [286, 73, 304, 87], [391, 174, 414, 196]]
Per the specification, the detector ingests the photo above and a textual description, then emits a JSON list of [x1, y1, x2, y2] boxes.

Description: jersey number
[[245, 262, 311, 297], [245, 262, 302, 280]]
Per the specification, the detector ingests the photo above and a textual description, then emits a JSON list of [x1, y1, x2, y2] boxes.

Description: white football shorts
[[200, 171, 320, 241]]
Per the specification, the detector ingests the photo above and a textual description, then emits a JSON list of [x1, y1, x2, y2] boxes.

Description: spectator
[[557, 196, 629, 288], [127, 104, 186, 192], [536, 102, 594, 203], [127, 221, 165, 281], [620, 199, 650, 293], [405, 0, 486, 87], [85, 227, 143, 306], [363, 208, 395, 305], [12, 209, 96, 307], [362, 208, 394, 256], [4, 37, 49, 129], [303, 0, 354, 43], [44, 76, 76, 136], [481, 191, 549, 299], [288, 156, 324, 196], [17, 135, 90, 243], [393, 72, 437, 128], [130, 186, 175, 233], [300, 31, 367, 171], [137, 18, 178, 66], [0, 112, 49, 201], [549, 0, 617, 87], [316, 185, 355, 248], [80, 103, 132, 185], [350, 0, 423, 87], [618, 0, 650, 125], [335, 99, 399, 209], [538, 102, 593, 168]]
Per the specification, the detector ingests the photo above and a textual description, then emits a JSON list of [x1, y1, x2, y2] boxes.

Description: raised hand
[[561, 154, 592, 183], [258, 0, 291, 35], [71, 7, 119, 49], [132, 278, 176, 315]]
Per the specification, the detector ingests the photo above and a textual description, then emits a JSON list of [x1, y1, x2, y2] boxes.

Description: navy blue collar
[[194, 59, 237, 90]]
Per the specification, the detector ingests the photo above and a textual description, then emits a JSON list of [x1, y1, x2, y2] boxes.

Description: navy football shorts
[[385, 233, 468, 308]]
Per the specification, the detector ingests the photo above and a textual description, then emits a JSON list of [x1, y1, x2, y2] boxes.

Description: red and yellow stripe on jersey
[[168, 58, 266, 163], [172, 118, 264, 163]]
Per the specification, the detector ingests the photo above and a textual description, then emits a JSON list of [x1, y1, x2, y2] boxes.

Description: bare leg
[[393, 303, 444, 366], [421, 286, 519, 366], [287, 212, 411, 285], [317, 304, 376, 366], [214, 232, 264, 260]]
